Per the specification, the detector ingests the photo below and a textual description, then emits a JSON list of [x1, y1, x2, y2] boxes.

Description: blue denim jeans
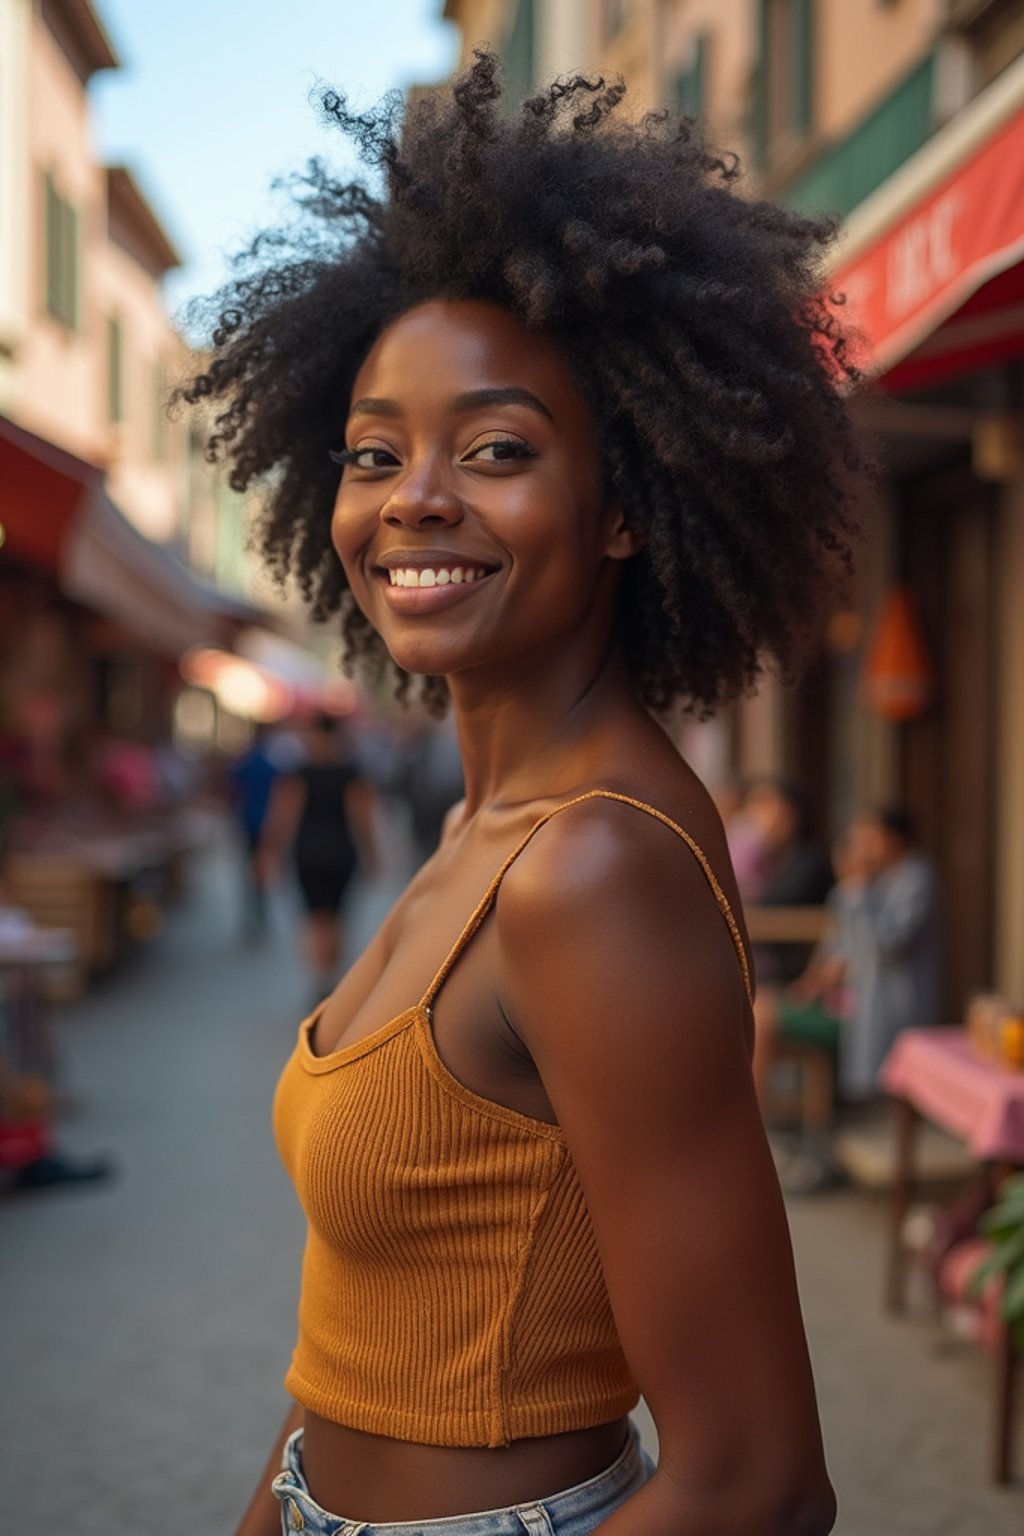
[[271, 1424, 655, 1536]]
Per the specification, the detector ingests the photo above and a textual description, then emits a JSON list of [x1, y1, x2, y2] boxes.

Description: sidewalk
[[0, 822, 1020, 1533]]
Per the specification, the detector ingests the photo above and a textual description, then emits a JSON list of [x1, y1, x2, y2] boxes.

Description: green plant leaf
[[986, 1191, 1024, 1222], [971, 1251, 1003, 1294], [974, 1228, 1024, 1273], [979, 1203, 1024, 1236], [1002, 1264, 1024, 1325], [995, 1228, 1024, 1267]]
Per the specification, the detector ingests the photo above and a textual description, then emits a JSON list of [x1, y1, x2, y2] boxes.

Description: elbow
[[794, 1481, 837, 1536], [655, 1464, 837, 1536], [766, 1474, 837, 1536], [735, 1466, 837, 1536]]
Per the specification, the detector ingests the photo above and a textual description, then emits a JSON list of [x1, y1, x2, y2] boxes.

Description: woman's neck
[[448, 645, 649, 816]]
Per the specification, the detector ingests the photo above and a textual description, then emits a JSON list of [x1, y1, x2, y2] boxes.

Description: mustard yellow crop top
[[272, 790, 752, 1448]]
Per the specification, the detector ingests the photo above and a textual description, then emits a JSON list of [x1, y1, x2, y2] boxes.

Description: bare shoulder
[[501, 767, 741, 932], [496, 771, 751, 1055]]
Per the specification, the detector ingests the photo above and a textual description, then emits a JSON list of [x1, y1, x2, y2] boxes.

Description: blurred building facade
[[0, 2, 303, 924], [0, 2, 343, 998], [442, 0, 1024, 1013], [0, 0, 253, 594]]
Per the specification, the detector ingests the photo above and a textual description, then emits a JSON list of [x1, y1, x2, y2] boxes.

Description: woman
[[260, 713, 377, 1005], [185, 55, 863, 1536]]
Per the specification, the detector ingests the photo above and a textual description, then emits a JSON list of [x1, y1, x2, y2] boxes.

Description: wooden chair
[[769, 1039, 835, 1133], [744, 905, 837, 1136]]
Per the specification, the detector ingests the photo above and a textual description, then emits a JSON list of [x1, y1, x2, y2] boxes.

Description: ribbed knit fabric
[[272, 791, 752, 1448]]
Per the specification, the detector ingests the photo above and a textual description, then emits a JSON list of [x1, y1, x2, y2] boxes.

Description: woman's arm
[[234, 1399, 303, 1536], [345, 776, 380, 879], [497, 799, 836, 1536], [257, 775, 306, 883]]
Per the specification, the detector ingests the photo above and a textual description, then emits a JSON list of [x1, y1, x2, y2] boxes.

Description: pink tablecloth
[[881, 1027, 1024, 1163]]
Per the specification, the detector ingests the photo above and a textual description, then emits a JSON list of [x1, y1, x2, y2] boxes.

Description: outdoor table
[[880, 1026, 1024, 1482], [0, 921, 78, 1091]]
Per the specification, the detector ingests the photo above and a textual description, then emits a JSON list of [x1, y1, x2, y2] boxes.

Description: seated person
[[744, 781, 834, 986], [753, 806, 942, 1111]]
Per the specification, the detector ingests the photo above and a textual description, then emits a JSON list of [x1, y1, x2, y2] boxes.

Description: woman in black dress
[[263, 713, 377, 1003]]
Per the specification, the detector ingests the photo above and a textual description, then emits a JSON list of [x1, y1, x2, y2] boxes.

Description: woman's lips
[[376, 565, 498, 614]]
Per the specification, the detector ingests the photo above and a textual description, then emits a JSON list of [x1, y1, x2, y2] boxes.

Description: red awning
[[1, 413, 267, 656], [832, 59, 1024, 393], [0, 415, 100, 569]]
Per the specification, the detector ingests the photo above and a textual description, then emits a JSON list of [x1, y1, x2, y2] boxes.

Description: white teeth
[[387, 566, 487, 588]]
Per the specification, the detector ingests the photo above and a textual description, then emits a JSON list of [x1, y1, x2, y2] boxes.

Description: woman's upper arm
[[264, 773, 305, 836], [496, 802, 832, 1528]]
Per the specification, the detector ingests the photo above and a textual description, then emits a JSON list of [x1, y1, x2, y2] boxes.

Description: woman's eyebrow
[[347, 387, 554, 423], [348, 396, 400, 419], [450, 387, 554, 422]]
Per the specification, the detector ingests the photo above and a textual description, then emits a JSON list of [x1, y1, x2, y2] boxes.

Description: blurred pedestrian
[[183, 54, 864, 1536], [260, 713, 378, 1008], [229, 725, 281, 943]]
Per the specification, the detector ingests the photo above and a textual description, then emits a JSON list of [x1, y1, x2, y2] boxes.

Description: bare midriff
[[300, 1410, 631, 1523]]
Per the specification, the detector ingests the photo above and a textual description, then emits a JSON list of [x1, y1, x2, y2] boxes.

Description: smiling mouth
[[374, 561, 499, 613], [382, 564, 493, 588]]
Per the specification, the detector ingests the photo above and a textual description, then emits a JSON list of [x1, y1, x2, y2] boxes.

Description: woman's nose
[[381, 463, 464, 529]]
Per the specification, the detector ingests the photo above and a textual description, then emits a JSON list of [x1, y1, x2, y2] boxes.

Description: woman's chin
[[383, 640, 458, 681]]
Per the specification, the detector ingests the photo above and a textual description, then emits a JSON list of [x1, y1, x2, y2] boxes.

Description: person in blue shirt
[[229, 726, 281, 942]]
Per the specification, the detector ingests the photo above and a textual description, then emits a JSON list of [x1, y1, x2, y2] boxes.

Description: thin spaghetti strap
[[420, 789, 753, 1011]]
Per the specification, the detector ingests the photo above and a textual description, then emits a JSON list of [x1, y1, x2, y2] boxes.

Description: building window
[[503, 0, 536, 104], [44, 170, 79, 329], [674, 34, 708, 121], [107, 316, 123, 423], [152, 359, 166, 460], [756, 0, 814, 161], [605, 0, 629, 39]]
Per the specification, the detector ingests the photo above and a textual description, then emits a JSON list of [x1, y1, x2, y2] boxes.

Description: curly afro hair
[[181, 51, 865, 716]]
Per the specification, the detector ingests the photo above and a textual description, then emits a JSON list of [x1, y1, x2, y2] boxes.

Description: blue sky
[[92, 0, 459, 319]]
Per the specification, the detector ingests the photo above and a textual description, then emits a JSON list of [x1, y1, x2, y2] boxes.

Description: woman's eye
[[464, 437, 537, 465], [330, 445, 398, 471]]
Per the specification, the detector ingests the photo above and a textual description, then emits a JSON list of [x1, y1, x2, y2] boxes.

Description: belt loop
[[516, 1505, 555, 1536]]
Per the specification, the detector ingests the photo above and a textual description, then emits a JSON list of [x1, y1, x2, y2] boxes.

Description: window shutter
[[675, 35, 708, 122], [108, 316, 123, 422], [754, 0, 770, 163], [45, 171, 61, 319], [63, 200, 79, 330], [794, 0, 814, 137]]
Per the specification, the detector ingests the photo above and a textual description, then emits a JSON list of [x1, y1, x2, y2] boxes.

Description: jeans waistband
[[272, 1422, 653, 1536]]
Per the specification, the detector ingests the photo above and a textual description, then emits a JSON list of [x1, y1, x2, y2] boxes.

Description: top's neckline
[[299, 1002, 421, 1074], [295, 1001, 566, 1141]]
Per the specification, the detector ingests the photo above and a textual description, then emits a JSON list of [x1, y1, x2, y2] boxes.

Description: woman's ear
[[603, 504, 645, 561]]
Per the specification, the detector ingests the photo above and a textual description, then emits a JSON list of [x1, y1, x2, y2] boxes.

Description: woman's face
[[330, 299, 636, 685]]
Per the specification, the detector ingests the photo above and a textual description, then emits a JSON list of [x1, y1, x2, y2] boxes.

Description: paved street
[[1, 817, 1020, 1534]]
